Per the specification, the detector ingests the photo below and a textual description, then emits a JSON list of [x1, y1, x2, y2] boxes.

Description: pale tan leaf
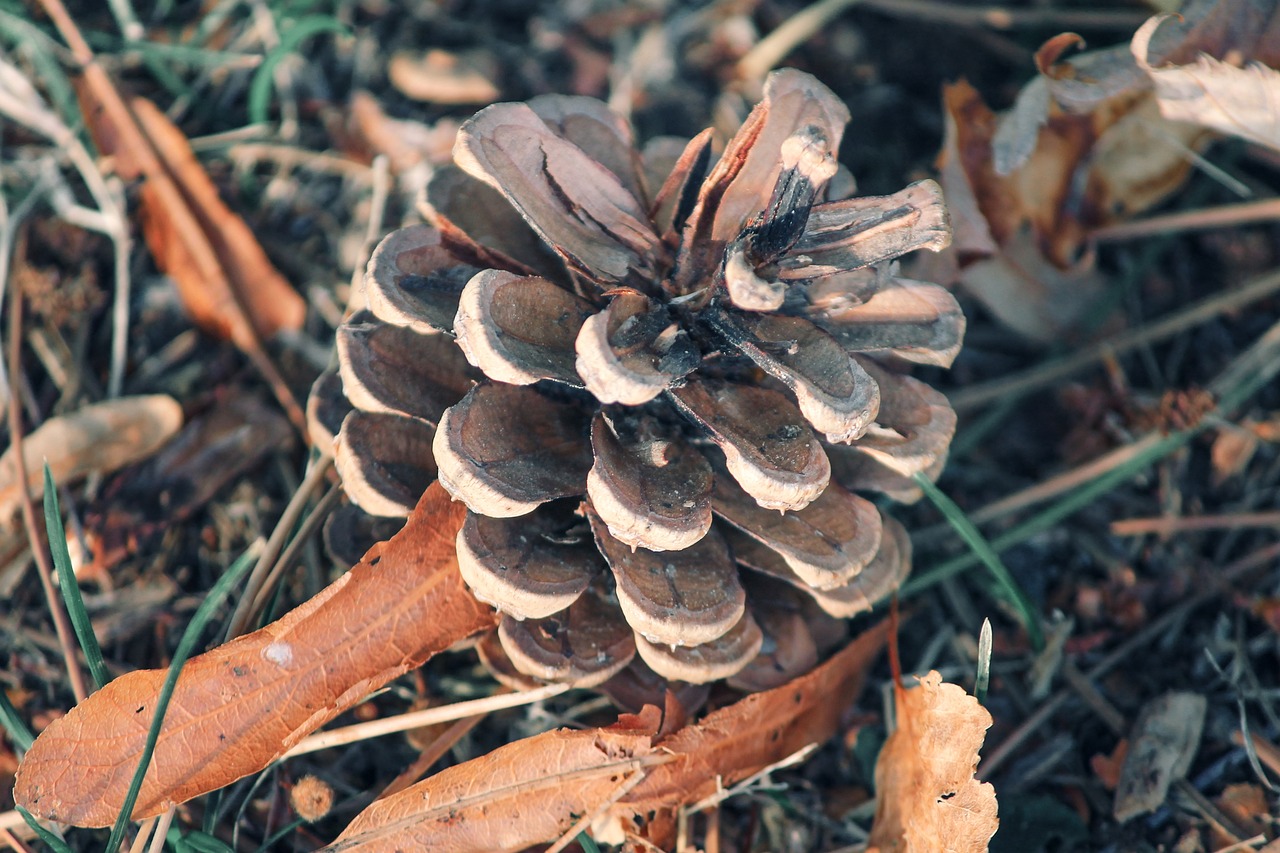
[[14, 483, 495, 827], [867, 671, 998, 853], [0, 395, 182, 525], [1134, 15, 1280, 152], [388, 49, 500, 105]]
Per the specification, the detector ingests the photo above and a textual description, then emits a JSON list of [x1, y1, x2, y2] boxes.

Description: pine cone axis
[[317, 70, 964, 690]]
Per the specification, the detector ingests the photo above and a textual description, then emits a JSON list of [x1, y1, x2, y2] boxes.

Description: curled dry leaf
[[14, 483, 495, 827], [867, 671, 998, 853], [322, 622, 889, 852], [0, 395, 182, 525], [1134, 15, 1280, 152]]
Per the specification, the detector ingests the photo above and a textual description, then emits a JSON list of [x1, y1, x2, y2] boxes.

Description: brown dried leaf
[[325, 724, 656, 852], [867, 671, 998, 853], [86, 94, 305, 344], [14, 483, 495, 827], [388, 49, 500, 105], [1134, 15, 1280, 152], [0, 395, 183, 525]]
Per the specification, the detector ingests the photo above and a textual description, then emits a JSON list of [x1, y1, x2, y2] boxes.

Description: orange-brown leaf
[[867, 671, 998, 853], [130, 97, 305, 343], [325, 726, 656, 852], [14, 483, 495, 827], [621, 620, 889, 817]]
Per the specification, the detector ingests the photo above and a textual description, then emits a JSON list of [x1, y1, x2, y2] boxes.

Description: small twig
[[737, 0, 867, 82], [282, 682, 572, 758], [5, 287, 90, 702], [1092, 198, 1280, 243], [545, 768, 648, 853], [949, 267, 1280, 413], [1110, 511, 1280, 537], [0, 827, 34, 853], [224, 453, 334, 640], [145, 808, 174, 853], [246, 479, 342, 619], [858, 0, 1149, 30]]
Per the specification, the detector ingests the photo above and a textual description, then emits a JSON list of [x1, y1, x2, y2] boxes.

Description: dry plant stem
[[126, 815, 154, 853], [1091, 198, 1280, 243], [246, 479, 342, 621], [281, 682, 571, 758], [0, 828, 33, 853], [344, 154, 391, 318], [1230, 730, 1280, 779], [737, 0, 867, 82], [144, 809, 174, 853], [544, 769, 648, 853], [5, 289, 90, 703], [1111, 511, 1280, 536], [980, 540, 1280, 779], [225, 453, 335, 640], [950, 267, 1280, 413], [377, 711, 489, 800], [34, 0, 306, 435], [857, 0, 1148, 29]]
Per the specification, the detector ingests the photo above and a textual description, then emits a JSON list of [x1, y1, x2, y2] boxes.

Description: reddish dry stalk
[[34, 0, 308, 438], [6, 286, 90, 703], [1110, 510, 1280, 536]]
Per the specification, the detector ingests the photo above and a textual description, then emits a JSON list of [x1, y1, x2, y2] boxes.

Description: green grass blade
[[16, 805, 73, 853], [42, 464, 110, 691], [247, 15, 348, 125], [0, 687, 35, 751], [914, 473, 1045, 651], [577, 832, 602, 853], [104, 546, 258, 851]]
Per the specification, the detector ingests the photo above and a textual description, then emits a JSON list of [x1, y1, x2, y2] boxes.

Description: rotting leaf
[[1113, 691, 1206, 822], [0, 395, 183, 526], [13, 483, 495, 827], [867, 671, 998, 853]]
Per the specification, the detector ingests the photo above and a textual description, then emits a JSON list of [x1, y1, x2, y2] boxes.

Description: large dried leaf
[[617, 621, 889, 820], [324, 723, 656, 852], [325, 622, 887, 851], [707, 310, 880, 444], [1134, 15, 1280, 152], [0, 395, 182, 525], [453, 102, 660, 287], [668, 380, 830, 512], [434, 384, 593, 517], [586, 414, 713, 552], [453, 270, 594, 386], [83, 94, 304, 345], [866, 671, 998, 853], [14, 484, 494, 826]]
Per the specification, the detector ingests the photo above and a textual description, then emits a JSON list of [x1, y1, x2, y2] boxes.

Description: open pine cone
[[311, 70, 963, 691]]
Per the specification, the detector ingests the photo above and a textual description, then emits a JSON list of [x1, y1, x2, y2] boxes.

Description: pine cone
[[315, 70, 964, 691]]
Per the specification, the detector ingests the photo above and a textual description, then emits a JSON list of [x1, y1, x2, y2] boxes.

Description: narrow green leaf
[[577, 832, 602, 853], [16, 805, 73, 853], [42, 463, 110, 691], [105, 546, 259, 851], [914, 473, 1045, 651], [247, 15, 348, 125]]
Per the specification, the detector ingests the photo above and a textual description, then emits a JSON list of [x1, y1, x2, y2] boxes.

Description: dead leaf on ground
[[0, 395, 183, 526], [867, 670, 999, 853], [13, 482, 496, 827], [932, 0, 1280, 342], [1113, 690, 1206, 822], [322, 622, 889, 852], [1134, 14, 1280, 152]]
